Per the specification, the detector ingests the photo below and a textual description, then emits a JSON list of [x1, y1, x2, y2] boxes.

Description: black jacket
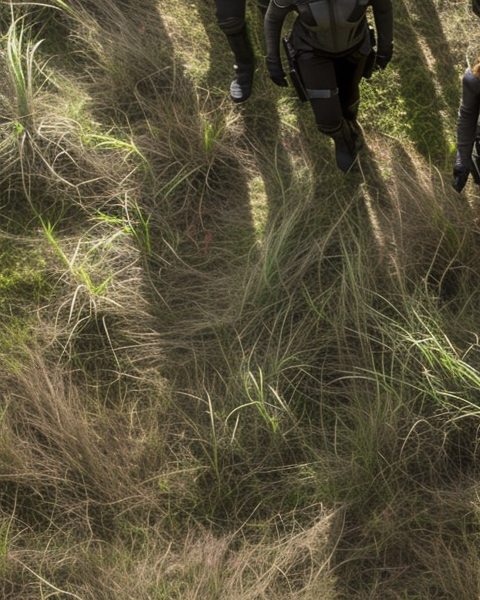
[[265, 0, 393, 70], [456, 68, 480, 170], [473, 0, 480, 18]]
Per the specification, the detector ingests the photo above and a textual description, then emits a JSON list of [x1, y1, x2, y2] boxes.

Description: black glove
[[266, 59, 288, 87], [452, 166, 470, 193], [374, 49, 393, 71], [271, 74, 288, 87]]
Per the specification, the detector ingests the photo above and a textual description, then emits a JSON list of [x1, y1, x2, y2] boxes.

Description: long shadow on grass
[[193, 0, 267, 100], [73, 0, 260, 282], [194, 0, 295, 214], [240, 1, 296, 211], [403, 0, 461, 120], [110, 3, 261, 370], [387, 140, 474, 301], [394, 0, 458, 165]]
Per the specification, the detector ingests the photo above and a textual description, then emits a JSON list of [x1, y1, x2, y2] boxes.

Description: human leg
[[214, 0, 255, 103], [257, 0, 268, 16], [471, 134, 480, 189], [297, 52, 357, 173], [336, 52, 368, 152], [453, 68, 480, 191]]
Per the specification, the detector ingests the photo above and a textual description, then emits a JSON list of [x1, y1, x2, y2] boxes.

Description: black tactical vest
[[275, 0, 370, 54]]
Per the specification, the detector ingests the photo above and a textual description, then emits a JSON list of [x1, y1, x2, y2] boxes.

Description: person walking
[[452, 58, 480, 192], [264, 0, 394, 173], [214, 0, 268, 103], [452, 1, 480, 192]]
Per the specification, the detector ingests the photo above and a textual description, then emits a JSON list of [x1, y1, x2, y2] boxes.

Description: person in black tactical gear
[[452, 60, 480, 192], [452, 0, 480, 192], [214, 0, 268, 103], [264, 0, 394, 173]]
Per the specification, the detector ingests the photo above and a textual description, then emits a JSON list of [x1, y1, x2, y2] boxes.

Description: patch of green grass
[[0, 242, 49, 311]]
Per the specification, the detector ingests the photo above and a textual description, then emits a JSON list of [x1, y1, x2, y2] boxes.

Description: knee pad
[[306, 87, 338, 100], [217, 16, 246, 36]]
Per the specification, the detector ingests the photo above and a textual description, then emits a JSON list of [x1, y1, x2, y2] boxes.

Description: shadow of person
[[193, 0, 295, 220], [406, 0, 461, 122], [193, 0, 241, 100], [394, 0, 458, 166], [387, 140, 476, 298], [287, 88, 395, 237], [51, 0, 261, 362]]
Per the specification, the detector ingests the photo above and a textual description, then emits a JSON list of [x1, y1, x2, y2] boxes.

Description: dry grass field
[[1, 0, 480, 598]]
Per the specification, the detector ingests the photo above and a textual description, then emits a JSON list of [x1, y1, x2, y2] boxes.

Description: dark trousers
[[213, 0, 267, 23], [214, 0, 247, 23], [472, 133, 480, 184], [297, 50, 367, 133], [213, 0, 266, 71]]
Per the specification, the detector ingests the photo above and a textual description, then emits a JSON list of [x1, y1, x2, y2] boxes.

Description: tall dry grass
[[2, 0, 480, 599]]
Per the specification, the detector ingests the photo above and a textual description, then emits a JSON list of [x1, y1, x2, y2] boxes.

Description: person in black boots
[[452, 58, 480, 193], [452, 1, 480, 192], [214, 0, 268, 103], [264, 0, 393, 173]]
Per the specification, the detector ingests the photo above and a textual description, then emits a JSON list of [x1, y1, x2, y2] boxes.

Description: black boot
[[229, 61, 255, 103], [344, 101, 364, 153], [452, 152, 470, 193], [225, 27, 255, 103], [329, 120, 358, 173], [347, 119, 365, 153]]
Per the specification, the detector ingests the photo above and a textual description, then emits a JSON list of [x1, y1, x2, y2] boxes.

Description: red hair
[[473, 57, 480, 79]]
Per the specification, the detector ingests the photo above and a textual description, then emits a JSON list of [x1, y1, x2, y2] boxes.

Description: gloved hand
[[266, 59, 288, 87], [452, 166, 470, 193], [374, 49, 393, 71]]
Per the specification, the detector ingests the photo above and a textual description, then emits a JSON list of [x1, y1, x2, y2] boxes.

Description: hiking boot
[[348, 119, 365, 152], [330, 120, 358, 173], [229, 61, 255, 104], [452, 166, 470, 193], [224, 26, 255, 104]]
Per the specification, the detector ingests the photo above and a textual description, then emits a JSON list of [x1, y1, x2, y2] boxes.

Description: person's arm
[[453, 69, 480, 191], [264, 1, 291, 86], [457, 70, 480, 164], [370, 0, 394, 69]]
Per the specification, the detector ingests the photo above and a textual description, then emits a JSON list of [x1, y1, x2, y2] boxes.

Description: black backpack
[[474, 0, 480, 18]]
